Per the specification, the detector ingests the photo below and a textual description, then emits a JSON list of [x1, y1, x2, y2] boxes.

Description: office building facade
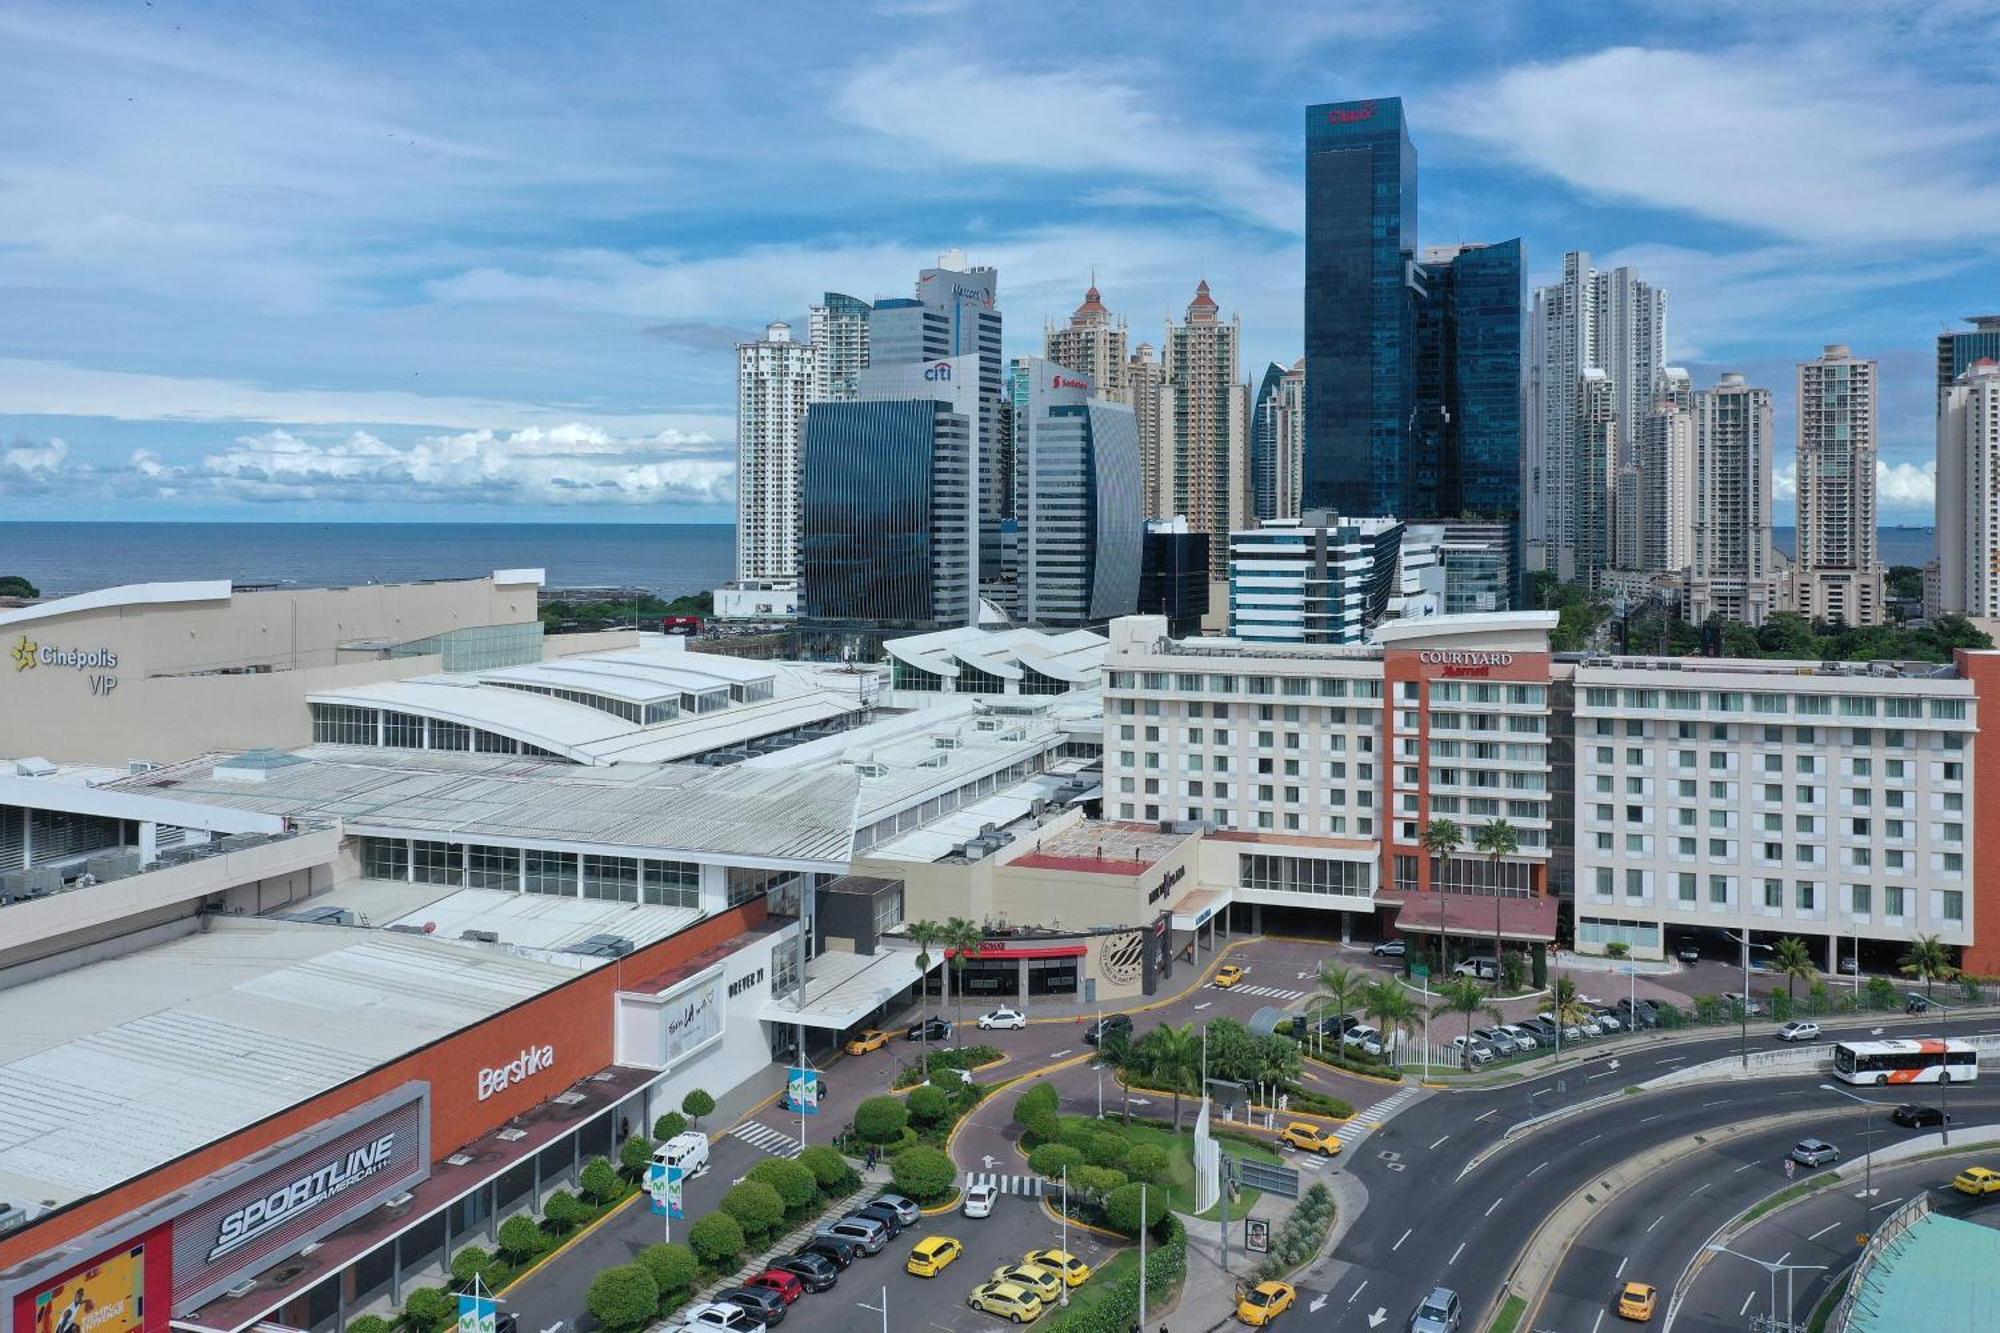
[[808, 292, 870, 403], [1939, 359, 2000, 618], [1793, 345, 1886, 627], [1013, 358, 1143, 626], [1228, 515, 1405, 645], [1690, 373, 1782, 625], [1138, 518, 1210, 636], [1249, 359, 1307, 523], [1160, 281, 1248, 588], [735, 322, 817, 583], [1938, 316, 2000, 390], [1411, 241, 1526, 530]]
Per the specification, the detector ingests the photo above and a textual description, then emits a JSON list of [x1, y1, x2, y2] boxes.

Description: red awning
[[1392, 892, 1559, 943]]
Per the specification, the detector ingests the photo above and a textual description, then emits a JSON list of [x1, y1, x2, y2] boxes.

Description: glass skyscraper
[[1249, 361, 1286, 522], [1303, 96, 1417, 518], [1412, 240, 1526, 524]]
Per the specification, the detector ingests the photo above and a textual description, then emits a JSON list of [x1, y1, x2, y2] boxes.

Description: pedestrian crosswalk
[[1333, 1085, 1423, 1144], [729, 1120, 804, 1158], [1212, 983, 1309, 1000], [961, 1171, 1046, 1198]]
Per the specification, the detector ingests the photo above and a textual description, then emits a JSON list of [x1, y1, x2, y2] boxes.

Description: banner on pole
[[786, 1066, 822, 1114], [646, 1161, 685, 1218], [457, 1292, 497, 1333]]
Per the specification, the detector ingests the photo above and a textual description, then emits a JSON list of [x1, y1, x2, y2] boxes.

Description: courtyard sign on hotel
[[1417, 649, 1515, 678]]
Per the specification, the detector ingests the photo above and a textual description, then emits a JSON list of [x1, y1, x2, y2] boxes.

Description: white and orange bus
[[1831, 1038, 1979, 1086]]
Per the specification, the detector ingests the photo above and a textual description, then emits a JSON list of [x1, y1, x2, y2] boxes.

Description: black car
[[1616, 998, 1661, 1028], [850, 1202, 906, 1237], [1676, 944, 1702, 964], [1891, 1103, 1952, 1129], [716, 1286, 788, 1327], [776, 1252, 840, 1291], [905, 1016, 952, 1042], [797, 1236, 860, 1269], [496, 1316, 518, 1333], [1084, 1013, 1134, 1046]]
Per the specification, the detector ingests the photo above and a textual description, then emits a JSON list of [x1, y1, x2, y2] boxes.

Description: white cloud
[[3, 436, 68, 476], [1436, 46, 2000, 244], [1877, 459, 1936, 508]]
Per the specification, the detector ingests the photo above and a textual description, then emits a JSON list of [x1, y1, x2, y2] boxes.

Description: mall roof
[[111, 748, 861, 867], [1845, 1210, 2000, 1332], [885, 624, 1108, 686], [0, 918, 578, 1210], [300, 883, 704, 957]]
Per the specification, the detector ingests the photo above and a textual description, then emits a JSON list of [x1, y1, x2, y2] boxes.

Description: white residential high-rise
[[1793, 345, 1886, 627], [1637, 368, 1696, 574], [1128, 342, 1166, 520], [1689, 372, 1781, 625], [1939, 359, 2000, 617], [1277, 359, 1306, 521], [1160, 281, 1248, 591], [1045, 281, 1129, 403], [1577, 369, 1618, 585], [734, 320, 817, 583], [1528, 252, 1668, 584], [807, 293, 870, 403]]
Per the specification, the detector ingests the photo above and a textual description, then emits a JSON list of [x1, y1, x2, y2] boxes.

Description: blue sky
[[2, 0, 1995, 525]]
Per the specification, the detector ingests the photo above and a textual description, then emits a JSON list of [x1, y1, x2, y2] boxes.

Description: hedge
[[855, 1095, 910, 1144], [799, 1145, 859, 1194], [346, 1318, 393, 1333], [1283, 1090, 1355, 1119], [1256, 1182, 1337, 1280], [585, 1264, 657, 1332], [1045, 1217, 1187, 1333], [892, 1044, 1003, 1089], [1028, 1143, 1086, 1179], [401, 1289, 455, 1333], [890, 1145, 957, 1203]]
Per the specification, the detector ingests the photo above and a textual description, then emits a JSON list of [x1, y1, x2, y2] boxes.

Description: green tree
[[679, 1088, 715, 1126], [636, 1243, 699, 1303], [1105, 1182, 1170, 1236], [1474, 818, 1520, 975], [1070, 1165, 1127, 1208], [748, 1157, 818, 1212], [1360, 980, 1419, 1058], [907, 918, 946, 1073], [1421, 819, 1464, 972], [652, 1111, 688, 1142], [619, 1133, 655, 1181], [1091, 1023, 1135, 1123], [0, 576, 41, 598], [687, 1212, 745, 1267], [1430, 975, 1503, 1056], [1773, 936, 1817, 1004], [1028, 1143, 1086, 1178], [347, 1318, 394, 1333], [497, 1215, 545, 1264], [854, 1094, 910, 1144], [448, 1246, 494, 1290], [579, 1156, 620, 1205], [891, 1145, 958, 1202], [400, 1289, 455, 1333], [1131, 1022, 1204, 1128], [720, 1180, 785, 1240], [585, 1264, 658, 1332], [905, 1083, 951, 1130], [1901, 934, 1957, 998], [540, 1189, 586, 1234], [1551, 976, 1592, 1026], [1082, 1130, 1130, 1170], [1887, 565, 1922, 600], [942, 916, 984, 1046], [799, 1144, 858, 1194], [1123, 1143, 1169, 1185], [1311, 962, 1367, 1060], [1013, 1080, 1060, 1126]]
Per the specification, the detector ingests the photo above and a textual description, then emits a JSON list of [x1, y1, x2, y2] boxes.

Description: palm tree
[[1773, 936, 1817, 1005], [1311, 961, 1366, 1060], [1361, 980, 1421, 1060], [1474, 818, 1520, 982], [1134, 1023, 1204, 1130], [1900, 934, 1956, 999], [1550, 976, 1589, 1026], [907, 918, 945, 1073], [1421, 819, 1464, 972], [1092, 1026, 1135, 1124], [1431, 975, 1503, 1059], [942, 916, 983, 1047]]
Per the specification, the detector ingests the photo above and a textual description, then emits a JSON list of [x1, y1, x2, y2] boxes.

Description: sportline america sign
[[171, 1086, 428, 1311]]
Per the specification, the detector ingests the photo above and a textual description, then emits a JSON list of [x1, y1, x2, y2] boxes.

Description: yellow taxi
[[844, 1028, 894, 1055], [1236, 1280, 1296, 1326], [1277, 1121, 1342, 1156], [967, 1280, 1044, 1323], [1023, 1249, 1092, 1287], [1617, 1283, 1658, 1322], [1952, 1165, 2000, 1195], [905, 1235, 963, 1277], [991, 1264, 1062, 1303], [1214, 964, 1248, 989]]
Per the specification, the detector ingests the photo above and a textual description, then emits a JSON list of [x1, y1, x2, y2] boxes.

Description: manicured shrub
[[540, 1190, 586, 1233], [619, 1133, 655, 1180], [889, 1145, 957, 1203], [855, 1095, 910, 1144], [906, 1084, 952, 1130], [1070, 1164, 1127, 1206], [448, 1246, 493, 1289], [497, 1214, 545, 1263], [1105, 1182, 1170, 1236], [347, 1317, 394, 1333], [1022, 1107, 1061, 1145], [653, 1111, 688, 1141], [1057, 1119, 1099, 1152], [687, 1212, 745, 1268], [637, 1242, 699, 1300], [580, 1156, 620, 1205], [721, 1180, 785, 1239], [585, 1264, 658, 1332], [400, 1289, 454, 1333], [1027, 1143, 1085, 1179], [681, 1088, 716, 1124], [1083, 1131, 1130, 1170], [1013, 1081, 1059, 1126], [1122, 1143, 1169, 1185], [799, 1144, 858, 1193], [748, 1157, 817, 1212]]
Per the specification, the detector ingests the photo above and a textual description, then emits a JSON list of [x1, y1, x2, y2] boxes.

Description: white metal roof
[[0, 580, 231, 629], [0, 918, 576, 1208], [758, 942, 940, 1031], [884, 625, 1107, 686], [372, 885, 704, 957]]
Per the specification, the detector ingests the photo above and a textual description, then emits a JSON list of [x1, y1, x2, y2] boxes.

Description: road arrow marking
[[1308, 1295, 1328, 1314], [1368, 1308, 1387, 1328], [1129, 1097, 1151, 1106], [1195, 1002, 1213, 1011], [1049, 1049, 1073, 1058], [982, 1155, 998, 1169]]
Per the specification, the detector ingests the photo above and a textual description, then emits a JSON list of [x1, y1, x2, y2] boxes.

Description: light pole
[[1723, 929, 1770, 1070], [1928, 997, 1957, 1145], [1705, 1244, 1825, 1332], [1137, 1182, 1149, 1329], [1058, 1166, 1070, 1308], [857, 1284, 889, 1333], [1820, 1083, 1883, 1245]]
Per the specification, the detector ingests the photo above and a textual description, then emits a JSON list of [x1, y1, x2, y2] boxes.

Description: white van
[[653, 1130, 710, 1178]]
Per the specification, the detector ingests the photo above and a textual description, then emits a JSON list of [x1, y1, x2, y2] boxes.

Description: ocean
[[0, 522, 1936, 600], [0, 522, 737, 598]]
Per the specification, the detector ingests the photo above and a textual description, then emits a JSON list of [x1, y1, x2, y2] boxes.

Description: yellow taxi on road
[[1277, 1121, 1342, 1156], [1236, 1281, 1296, 1326], [844, 1028, 893, 1055], [1214, 964, 1248, 988], [1953, 1165, 2000, 1195], [1023, 1249, 1092, 1287], [1617, 1283, 1658, 1321], [991, 1264, 1062, 1304], [968, 1280, 1044, 1323], [905, 1235, 962, 1277]]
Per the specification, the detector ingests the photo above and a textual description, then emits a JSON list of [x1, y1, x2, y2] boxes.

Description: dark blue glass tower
[[1303, 97, 1417, 517], [1411, 240, 1525, 523], [1249, 361, 1286, 521]]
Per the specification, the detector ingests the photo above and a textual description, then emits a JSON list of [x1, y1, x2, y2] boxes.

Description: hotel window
[[1710, 875, 1732, 905], [1318, 678, 1348, 698], [525, 849, 578, 896], [1763, 878, 1783, 909], [412, 839, 461, 886], [1883, 697, 1922, 719], [1625, 869, 1647, 899], [1794, 694, 1831, 716], [1850, 885, 1870, 916], [1677, 837, 1696, 856], [1942, 890, 1965, 923], [1677, 873, 1697, 903], [1796, 881, 1817, 912], [644, 859, 700, 909], [1840, 696, 1877, 718], [466, 844, 520, 890], [362, 836, 407, 880], [1932, 699, 1968, 721], [1593, 867, 1614, 897], [1884, 886, 1907, 918], [1209, 674, 1237, 694]]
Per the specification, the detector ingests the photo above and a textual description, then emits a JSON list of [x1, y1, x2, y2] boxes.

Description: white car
[[668, 1304, 758, 1333], [1776, 1020, 1821, 1043], [1499, 1023, 1541, 1051], [963, 1182, 998, 1217], [976, 1007, 1027, 1030], [1343, 1025, 1385, 1056]]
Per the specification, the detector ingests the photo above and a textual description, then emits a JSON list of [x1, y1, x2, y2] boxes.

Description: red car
[[746, 1270, 805, 1304]]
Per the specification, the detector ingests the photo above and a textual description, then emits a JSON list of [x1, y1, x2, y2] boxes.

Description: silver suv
[[1409, 1286, 1461, 1333]]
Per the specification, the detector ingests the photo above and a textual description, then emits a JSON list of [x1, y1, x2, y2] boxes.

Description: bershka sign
[[172, 1088, 426, 1311], [477, 1044, 555, 1101]]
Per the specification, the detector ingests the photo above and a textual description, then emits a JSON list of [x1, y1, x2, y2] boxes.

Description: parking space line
[[1616, 1256, 1628, 1279], [1647, 1214, 1665, 1233], [1808, 1222, 1840, 1241]]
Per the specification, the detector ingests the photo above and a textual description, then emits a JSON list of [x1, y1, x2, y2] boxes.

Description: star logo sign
[[10, 635, 36, 672]]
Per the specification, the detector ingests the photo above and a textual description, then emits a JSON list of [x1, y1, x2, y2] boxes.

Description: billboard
[[656, 969, 724, 1070], [30, 1245, 145, 1333], [172, 1087, 428, 1311]]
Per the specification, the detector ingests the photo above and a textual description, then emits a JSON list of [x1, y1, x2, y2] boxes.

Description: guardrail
[[1826, 1192, 1932, 1333]]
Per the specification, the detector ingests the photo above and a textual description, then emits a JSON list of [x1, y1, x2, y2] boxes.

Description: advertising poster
[[456, 1292, 496, 1333], [785, 1066, 821, 1114], [33, 1245, 145, 1333], [646, 1162, 685, 1219], [1245, 1218, 1270, 1254]]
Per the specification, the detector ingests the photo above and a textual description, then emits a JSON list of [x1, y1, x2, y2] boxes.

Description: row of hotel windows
[[358, 836, 703, 908], [1593, 804, 1962, 838], [1585, 830, 1962, 871], [1116, 803, 1378, 836], [1590, 756, 1960, 786], [311, 704, 564, 758], [1586, 870, 1965, 923], [1588, 785, 1945, 817], [1107, 671, 1387, 699], [1425, 682, 1547, 706], [1237, 854, 1373, 896], [1581, 687, 1967, 720], [1586, 721, 1962, 751]]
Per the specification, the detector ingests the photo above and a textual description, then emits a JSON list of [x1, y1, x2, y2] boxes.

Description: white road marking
[[1393, 1228, 1412, 1251], [1581, 1133, 1603, 1145], [1808, 1221, 1840, 1240], [1640, 1113, 1664, 1124], [1734, 1161, 1759, 1173], [1194, 1002, 1213, 1011], [1616, 1256, 1629, 1279], [1526, 1160, 1549, 1178], [1873, 1196, 1906, 1211], [1647, 1214, 1665, 1233], [1739, 1292, 1756, 1317], [1590, 1311, 1605, 1333], [1486, 1196, 1504, 1216], [1476, 1108, 1499, 1122], [1449, 1242, 1466, 1265], [1346, 1279, 1369, 1305], [1430, 1135, 1451, 1150], [1049, 1049, 1074, 1058], [1699, 1099, 1731, 1109], [1656, 1055, 1688, 1065]]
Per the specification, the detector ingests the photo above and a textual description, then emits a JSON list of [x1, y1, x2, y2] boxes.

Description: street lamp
[[1820, 1083, 1884, 1245], [1722, 929, 1773, 1070], [1705, 1244, 1826, 1331], [1058, 1165, 1070, 1307]]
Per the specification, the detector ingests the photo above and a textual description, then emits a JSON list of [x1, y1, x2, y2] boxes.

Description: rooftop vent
[[11, 758, 55, 778], [459, 928, 501, 944], [496, 1128, 528, 1142], [445, 1153, 474, 1167]]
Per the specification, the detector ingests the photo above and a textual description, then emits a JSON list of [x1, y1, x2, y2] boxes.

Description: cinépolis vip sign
[[11, 633, 120, 697]]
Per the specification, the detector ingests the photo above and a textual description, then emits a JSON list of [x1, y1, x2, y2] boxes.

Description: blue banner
[[457, 1293, 497, 1333], [786, 1066, 822, 1115], [647, 1161, 684, 1218]]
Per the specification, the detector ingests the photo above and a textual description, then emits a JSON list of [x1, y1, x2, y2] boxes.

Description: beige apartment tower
[[1159, 281, 1247, 588], [1127, 341, 1166, 520], [1045, 281, 1130, 403], [736, 321, 817, 582], [1793, 345, 1885, 627], [1939, 359, 2000, 618], [1690, 372, 1782, 625]]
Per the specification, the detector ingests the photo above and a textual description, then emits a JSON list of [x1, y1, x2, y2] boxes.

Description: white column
[[139, 822, 158, 864]]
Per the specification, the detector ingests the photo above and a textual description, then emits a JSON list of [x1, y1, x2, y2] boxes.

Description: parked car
[[1499, 1023, 1541, 1050], [1838, 957, 1860, 975], [844, 1028, 894, 1055], [1343, 1025, 1385, 1056], [774, 1253, 840, 1291], [1537, 1012, 1586, 1041], [1615, 998, 1660, 1028], [871, 1193, 922, 1226], [670, 1304, 760, 1333], [1776, 1020, 1821, 1043], [1408, 1285, 1462, 1333], [1790, 1138, 1841, 1168], [905, 1235, 964, 1278], [1024, 1249, 1093, 1286], [1722, 992, 1764, 1017], [906, 1016, 952, 1042], [1474, 1025, 1524, 1054], [1372, 939, 1407, 957], [1676, 944, 1702, 964], [977, 1007, 1027, 1030], [744, 1270, 804, 1305], [1891, 1103, 1952, 1129], [1452, 956, 1498, 981], [814, 1216, 888, 1254], [966, 1281, 1044, 1323], [990, 1264, 1063, 1304], [962, 1182, 998, 1218], [795, 1236, 859, 1269], [1519, 1017, 1559, 1044], [1461, 1041, 1496, 1067], [851, 1202, 907, 1237], [714, 1286, 788, 1327], [1591, 1009, 1624, 1033], [1083, 1013, 1133, 1046]]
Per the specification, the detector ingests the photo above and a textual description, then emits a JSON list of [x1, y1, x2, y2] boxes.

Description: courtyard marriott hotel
[[1102, 613, 2000, 977]]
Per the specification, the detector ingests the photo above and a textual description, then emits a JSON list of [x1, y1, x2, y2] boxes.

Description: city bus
[[1831, 1038, 1979, 1086]]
